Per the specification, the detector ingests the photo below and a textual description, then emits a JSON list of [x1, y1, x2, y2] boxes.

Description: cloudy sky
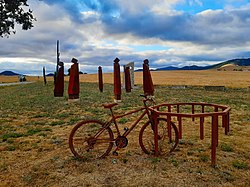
[[0, 0, 250, 75]]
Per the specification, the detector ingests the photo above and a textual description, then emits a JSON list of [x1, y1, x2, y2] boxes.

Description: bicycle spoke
[[69, 120, 114, 160], [139, 118, 179, 156]]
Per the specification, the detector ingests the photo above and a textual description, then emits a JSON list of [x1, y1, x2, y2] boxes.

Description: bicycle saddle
[[102, 103, 118, 109]]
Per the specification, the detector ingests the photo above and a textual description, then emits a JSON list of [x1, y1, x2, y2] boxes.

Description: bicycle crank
[[115, 136, 128, 148]]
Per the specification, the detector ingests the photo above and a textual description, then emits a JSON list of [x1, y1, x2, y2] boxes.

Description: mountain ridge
[[0, 71, 21, 76], [1, 58, 249, 75], [154, 58, 250, 71]]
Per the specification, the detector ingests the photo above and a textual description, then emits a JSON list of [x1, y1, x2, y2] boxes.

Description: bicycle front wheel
[[139, 118, 179, 156], [69, 120, 114, 160]]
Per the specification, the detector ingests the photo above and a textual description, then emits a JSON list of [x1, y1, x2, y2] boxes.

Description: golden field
[[1, 70, 249, 88]]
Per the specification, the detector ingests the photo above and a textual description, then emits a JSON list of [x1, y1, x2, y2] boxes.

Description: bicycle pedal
[[112, 151, 118, 156]]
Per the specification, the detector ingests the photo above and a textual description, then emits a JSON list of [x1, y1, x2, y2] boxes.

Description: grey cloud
[[1, 1, 250, 75], [99, 5, 250, 46]]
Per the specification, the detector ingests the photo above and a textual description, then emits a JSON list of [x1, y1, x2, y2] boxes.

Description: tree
[[0, 0, 36, 37]]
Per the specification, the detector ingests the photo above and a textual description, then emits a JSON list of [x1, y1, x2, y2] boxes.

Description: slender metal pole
[[56, 40, 60, 74]]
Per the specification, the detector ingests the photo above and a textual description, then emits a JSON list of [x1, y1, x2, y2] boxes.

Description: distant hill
[[144, 58, 250, 72], [157, 65, 211, 71], [0, 71, 21, 76], [46, 73, 54, 77], [209, 58, 250, 69]]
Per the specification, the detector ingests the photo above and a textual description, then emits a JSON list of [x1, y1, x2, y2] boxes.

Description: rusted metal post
[[68, 58, 80, 100], [56, 40, 60, 74], [192, 104, 195, 121], [54, 62, 64, 97], [124, 66, 132, 92], [226, 113, 230, 134], [113, 58, 122, 102], [214, 107, 219, 147], [211, 115, 218, 166], [168, 105, 171, 113], [200, 117, 204, 140], [98, 66, 103, 92], [178, 117, 182, 139], [143, 59, 154, 96], [43, 66, 47, 85], [167, 114, 172, 142], [177, 105, 182, 139], [200, 105, 205, 140]]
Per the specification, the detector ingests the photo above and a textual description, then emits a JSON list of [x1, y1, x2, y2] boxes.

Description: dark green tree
[[0, 0, 36, 37]]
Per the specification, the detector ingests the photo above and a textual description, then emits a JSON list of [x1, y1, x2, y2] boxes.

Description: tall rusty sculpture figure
[[98, 66, 103, 92], [68, 58, 80, 100], [113, 57, 122, 102], [43, 66, 47, 85], [124, 66, 132, 93], [54, 61, 64, 97], [143, 59, 154, 96]]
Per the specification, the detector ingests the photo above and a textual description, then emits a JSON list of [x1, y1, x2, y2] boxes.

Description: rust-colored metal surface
[[54, 61, 64, 97], [124, 66, 132, 93], [149, 102, 231, 166], [113, 58, 121, 101], [98, 66, 103, 92], [143, 59, 154, 96], [68, 58, 80, 99], [69, 95, 179, 161]]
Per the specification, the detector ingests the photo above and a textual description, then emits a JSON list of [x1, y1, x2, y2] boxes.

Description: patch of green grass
[[32, 113, 50, 118], [119, 117, 128, 124], [57, 113, 70, 118], [26, 128, 52, 136], [170, 159, 178, 167], [38, 133, 47, 137], [68, 118, 81, 125], [1, 127, 53, 141], [26, 128, 43, 136], [220, 171, 234, 182], [2, 133, 25, 141], [25, 121, 47, 126], [221, 143, 233, 152], [6, 139, 14, 144], [149, 157, 161, 164], [199, 154, 209, 162], [5, 146, 16, 151], [122, 158, 129, 164], [232, 160, 248, 169], [49, 121, 65, 126]]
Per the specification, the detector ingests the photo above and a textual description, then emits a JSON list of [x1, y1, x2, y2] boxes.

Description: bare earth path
[[0, 82, 34, 86]]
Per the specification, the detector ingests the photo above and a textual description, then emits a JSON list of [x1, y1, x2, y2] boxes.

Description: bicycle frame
[[69, 95, 180, 159], [94, 97, 154, 143]]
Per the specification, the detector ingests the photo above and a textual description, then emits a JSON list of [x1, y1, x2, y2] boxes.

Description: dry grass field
[[81, 70, 250, 88], [1, 70, 250, 88], [0, 71, 249, 187]]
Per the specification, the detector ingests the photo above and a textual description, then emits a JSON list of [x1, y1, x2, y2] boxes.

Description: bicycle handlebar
[[140, 94, 156, 107]]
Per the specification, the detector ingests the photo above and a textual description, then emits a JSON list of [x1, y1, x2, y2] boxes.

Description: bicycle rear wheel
[[139, 118, 179, 156], [69, 120, 114, 160]]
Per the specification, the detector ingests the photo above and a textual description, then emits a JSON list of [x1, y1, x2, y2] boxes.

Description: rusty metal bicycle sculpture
[[69, 95, 179, 160]]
